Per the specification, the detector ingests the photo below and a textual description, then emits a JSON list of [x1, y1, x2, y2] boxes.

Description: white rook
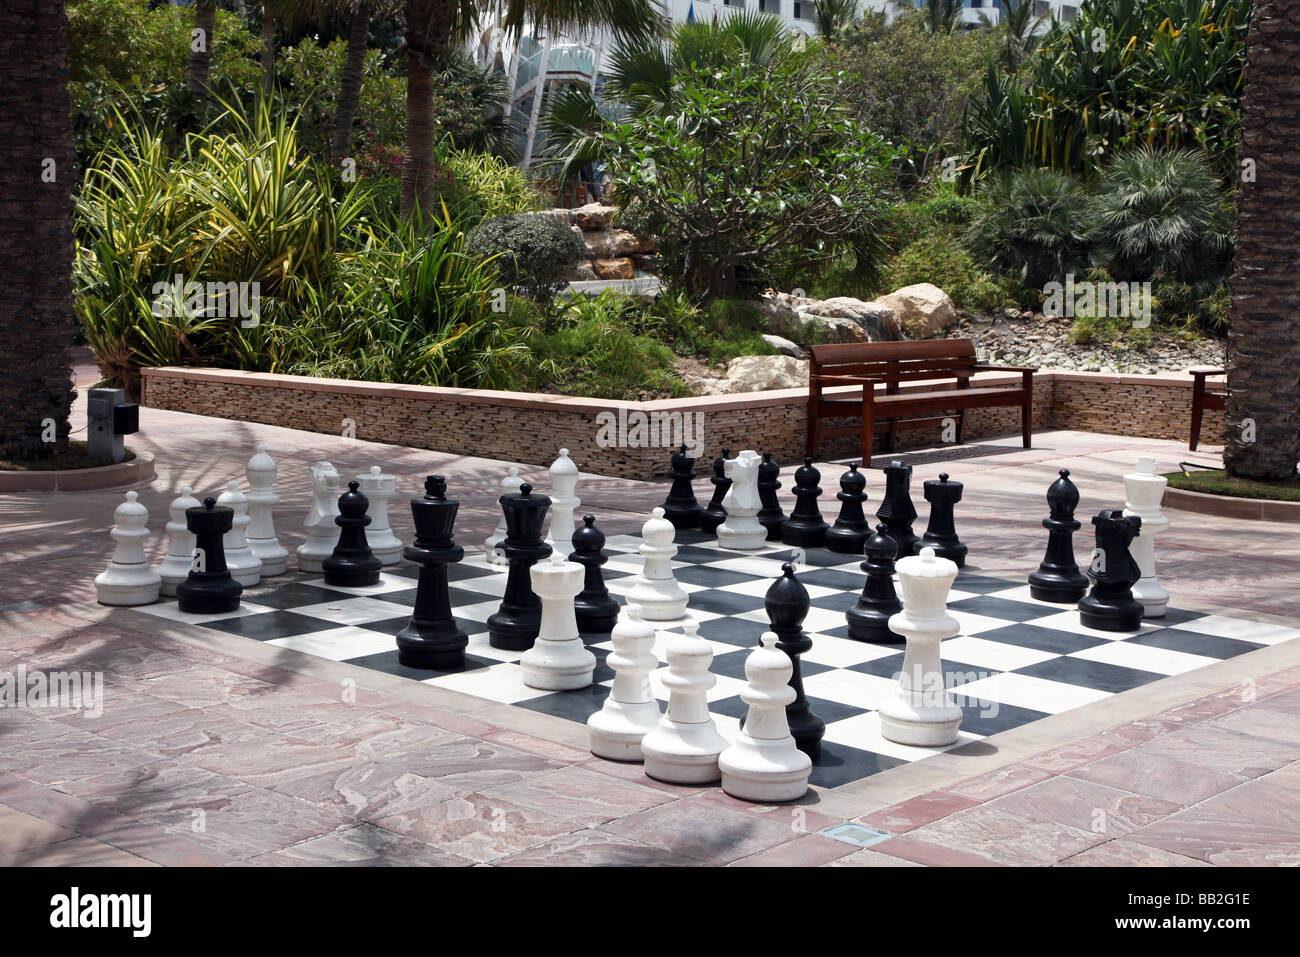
[[484, 466, 523, 566], [1123, 456, 1170, 618], [521, 552, 596, 690], [95, 491, 162, 606], [587, 604, 662, 761], [358, 465, 402, 565], [245, 444, 289, 576], [878, 547, 963, 747]]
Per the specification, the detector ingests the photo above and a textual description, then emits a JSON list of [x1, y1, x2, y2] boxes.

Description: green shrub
[[467, 213, 587, 301], [1087, 149, 1234, 292], [964, 166, 1091, 289], [279, 38, 406, 159], [885, 234, 1032, 311]]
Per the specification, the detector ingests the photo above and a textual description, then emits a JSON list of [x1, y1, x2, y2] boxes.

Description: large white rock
[[762, 333, 804, 358], [874, 283, 957, 339], [801, 297, 898, 341], [723, 355, 809, 393]]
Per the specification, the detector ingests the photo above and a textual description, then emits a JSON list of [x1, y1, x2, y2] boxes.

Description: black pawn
[[756, 452, 785, 541], [919, 473, 967, 566], [781, 457, 829, 548], [1079, 509, 1145, 632], [323, 480, 382, 587], [876, 460, 920, 557], [487, 482, 552, 650], [660, 444, 703, 530], [1028, 469, 1090, 602], [396, 476, 469, 670], [845, 524, 904, 644], [764, 563, 825, 760], [176, 498, 242, 614], [826, 463, 870, 554], [570, 514, 619, 633], [699, 448, 731, 535]]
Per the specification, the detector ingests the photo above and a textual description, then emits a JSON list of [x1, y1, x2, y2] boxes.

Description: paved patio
[[1, 357, 1298, 866]]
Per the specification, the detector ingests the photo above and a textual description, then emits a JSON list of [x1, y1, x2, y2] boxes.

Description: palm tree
[[0, 0, 77, 462], [893, 0, 959, 35], [261, 1, 278, 93], [542, 11, 789, 186], [188, 0, 218, 94], [813, 0, 860, 41], [999, 0, 1043, 72], [399, 0, 660, 221], [332, 0, 379, 161], [1223, 0, 1300, 481]]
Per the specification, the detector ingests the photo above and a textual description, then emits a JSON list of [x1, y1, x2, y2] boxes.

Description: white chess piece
[[484, 466, 523, 565], [297, 461, 340, 573], [587, 604, 662, 760], [1123, 456, 1170, 618], [245, 444, 289, 576], [717, 449, 767, 550], [217, 480, 263, 587], [521, 552, 596, 690], [155, 485, 201, 596], [95, 491, 162, 606], [545, 448, 580, 551], [626, 507, 688, 622], [357, 465, 402, 565], [878, 547, 963, 747], [641, 619, 728, 784], [720, 632, 812, 803]]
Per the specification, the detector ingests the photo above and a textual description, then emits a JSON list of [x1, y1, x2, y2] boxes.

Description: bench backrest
[[810, 339, 978, 394]]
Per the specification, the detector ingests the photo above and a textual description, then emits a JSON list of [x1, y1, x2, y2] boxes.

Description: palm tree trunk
[[1223, 0, 1300, 481], [332, 0, 375, 162], [401, 0, 452, 222], [261, 1, 277, 94], [188, 0, 217, 95], [0, 0, 77, 461]]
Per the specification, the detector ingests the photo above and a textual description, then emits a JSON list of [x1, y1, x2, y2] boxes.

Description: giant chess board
[[132, 532, 1300, 789]]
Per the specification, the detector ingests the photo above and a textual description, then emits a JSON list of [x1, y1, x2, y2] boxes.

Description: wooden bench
[[1189, 368, 1226, 451], [807, 339, 1036, 467]]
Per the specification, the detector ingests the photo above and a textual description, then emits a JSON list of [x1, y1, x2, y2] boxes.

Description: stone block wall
[[141, 367, 1217, 480]]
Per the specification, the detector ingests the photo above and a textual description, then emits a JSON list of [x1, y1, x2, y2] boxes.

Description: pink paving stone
[[371, 792, 582, 864], [384, 702, 501, 738], [89, 818, 242, 867], [494, 828, 704, 867], [986, 775, 1183, 837], [1159, 693, 1248, 724], [481, 728, 592, 764], [869, 835, 1005, 867], [1066, 749, 1245, 806], [901, 802, 1105, 866], [480, 765, 673, 827], [575, 757, 711, 798], [1021, 735, 1134, 774], [731, 834, 858, 867], [1133, 724, 1298, 780], [860, 790, 980, 833], [1124, 780, 1300, 866], [825, 848, 926, 867], [944, 762, 1056, 801], [695, 787, 846, 834], [602, 797, 801, 865], [1057, 840, 1213, 867]]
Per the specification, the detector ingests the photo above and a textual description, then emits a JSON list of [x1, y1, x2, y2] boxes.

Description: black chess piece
[[1078, 509, 1145, 632], [761, 563, 825, 759], [757, 451, 785, 542], [570, 514, 620, 633], [919, 473, 967, 567], [176, 498, 242, 614], [845, 524, 904, 643], [876, 460, 920, 557], [781, 457, 829, 548], [660, 444, 703, 530], [487, 482, 553, 650], [322, 481, 383, 587], [1028, 469, 1090, 602], [396, 476, 470, 670], [826, 463, 870, 554], [699, 449, 731, 535]]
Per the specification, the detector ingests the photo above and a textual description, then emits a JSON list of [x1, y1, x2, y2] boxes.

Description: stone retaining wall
[[141, 367, 1222, 480]]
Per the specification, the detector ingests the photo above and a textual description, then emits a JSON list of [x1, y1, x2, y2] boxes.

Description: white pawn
[[588, 604, 662, 761], [155, 484, 201, 596], [484, 466, 523, 565], [1123, 455, 1170, 617], [641, 619, 729, 784], [297, 461, 340, 573], [357, 465, 402, 565], [217, 480, 263, 587], [717, 449, 767, 550], [720, 633, 812, 803], [95, 491, 162, 606], [545, 448, 580, 551], [626, 507, 688, 622], [521, 552, 596, 690], [878, 547, 963, 747], [245, 444, 289, 576]]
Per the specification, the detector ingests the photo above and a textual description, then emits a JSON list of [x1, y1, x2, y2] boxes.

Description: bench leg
[[808, 408, 820, 459], [1022, 401, 1033, 448], [955, 410, 966, 445], [886, 417, 898, 453], [1189, 398, 1203, 452], [861, 404, 874, 469]]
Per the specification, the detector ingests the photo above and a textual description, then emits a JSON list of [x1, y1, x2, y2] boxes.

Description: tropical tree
[[333, 0, 379, 160], [814, 0, 860, 41], [0, 0, 78, 461], [997, 0, 1043, 73], [260, 1, 278, 92], [1223, 0, 1300, 481], [188, 0, 218, 94], [399, 0, 660, 221], [893, 0, 960, 35]]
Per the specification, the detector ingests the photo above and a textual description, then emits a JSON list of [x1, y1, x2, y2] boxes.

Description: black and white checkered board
[[133, 531, 1300, 789]]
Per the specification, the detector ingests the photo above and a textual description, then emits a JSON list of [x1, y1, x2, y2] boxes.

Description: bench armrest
[[972, 364, 1039, 374], [1189, 369, 1226, 378]]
